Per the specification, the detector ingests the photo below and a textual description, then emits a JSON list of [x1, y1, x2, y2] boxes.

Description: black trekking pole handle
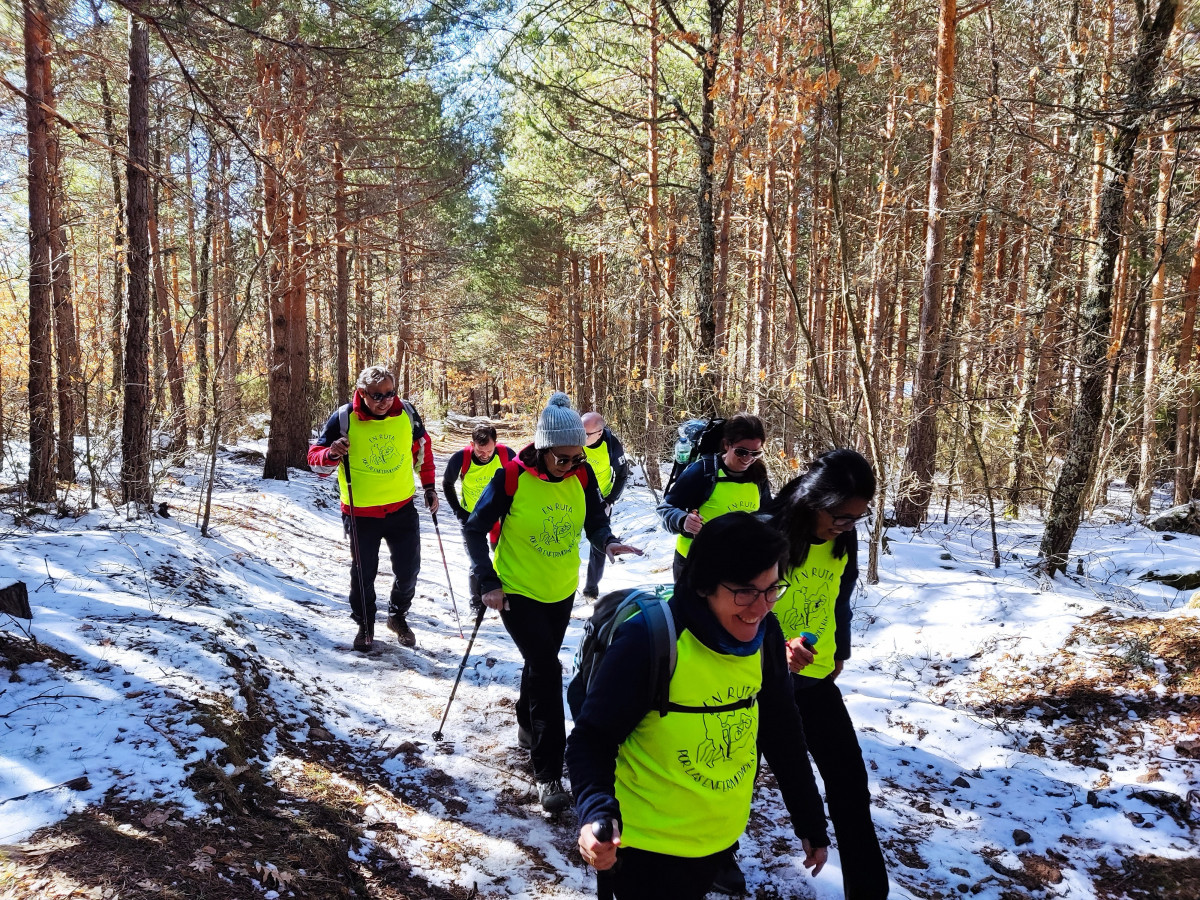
[[591, 820, 616, 900], [431, 605, 487, 741]]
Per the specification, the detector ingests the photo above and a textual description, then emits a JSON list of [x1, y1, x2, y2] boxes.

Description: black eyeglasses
[[366, 390, 396, 402], [552, 453, 587, 468], [719, 581, 789, 606], [585, 429, 605, 437], [829, 509, 871, 527], [731, 446, 764, 460]]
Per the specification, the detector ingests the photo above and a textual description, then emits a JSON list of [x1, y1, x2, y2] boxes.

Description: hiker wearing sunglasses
[[568, 513, 829, 899], [464, 392, 643, 813], [657, 413, 772, 582], [705, 448, 887, 899], [309, 366, 438, 652], [581, 411, 630, 600]]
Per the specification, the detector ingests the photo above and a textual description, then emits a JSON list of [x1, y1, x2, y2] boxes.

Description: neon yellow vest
[[460, 451, 505, 512], [585, 440, 615, 499], [675, 471, 762, 558], [616, 629, 761, 856], [775, 540, 847, 680], [495, 470, 586, 603], [337, 409, 416, 508]]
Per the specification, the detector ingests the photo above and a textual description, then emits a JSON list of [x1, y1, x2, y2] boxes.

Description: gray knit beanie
[[534, 392, 587, 449]]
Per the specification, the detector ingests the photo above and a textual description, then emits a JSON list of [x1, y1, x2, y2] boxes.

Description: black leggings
[[599, 845, 726, 899], [499, 592, 574, 781], [795, 675, 889, 899]]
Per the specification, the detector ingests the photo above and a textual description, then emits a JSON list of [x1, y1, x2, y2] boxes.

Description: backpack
[[338, 398, 419, 438], [664, 418, 726, 494], [567, 586, 677, 719], [567, 586, 761, 720]]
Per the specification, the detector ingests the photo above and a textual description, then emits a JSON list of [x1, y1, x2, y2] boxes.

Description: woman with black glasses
[[465, 392, 642, 813], [751, 447, 889, 900], [568, 512, 829, 899], [657, 413, 772, 582]]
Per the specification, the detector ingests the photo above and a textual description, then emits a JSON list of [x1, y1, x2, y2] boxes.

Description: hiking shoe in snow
[[517, 724, 533, 750], [387, 615, 416, 648], [352, 623, 372, 652], [470, 596, 485, 616], [711, 849, 746, 895], [581, 588, 599, 602], [537, 779, 571, 814]]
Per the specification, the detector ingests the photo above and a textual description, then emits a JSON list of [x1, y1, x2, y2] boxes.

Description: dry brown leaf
[[140, 809, 169, 828]]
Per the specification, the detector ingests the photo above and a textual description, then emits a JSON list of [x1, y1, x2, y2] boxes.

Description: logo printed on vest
[[364, 433, 400, 473], [528, 502, 581, 558]]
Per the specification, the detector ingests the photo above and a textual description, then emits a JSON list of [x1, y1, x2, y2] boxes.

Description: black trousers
[[794, 676, 889, 900], [671, 550, 687, 583], [499, 592, 574, 782], [601, 845, 726, 899], [584, 534, 608, 595], [343, 503, 420, 624]]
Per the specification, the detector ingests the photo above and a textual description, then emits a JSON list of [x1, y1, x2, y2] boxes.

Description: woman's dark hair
[[774, 448, 876, 564], [680, 512, 788, 598], [720, 412, 768, 483], [472, 424, 498, 445]]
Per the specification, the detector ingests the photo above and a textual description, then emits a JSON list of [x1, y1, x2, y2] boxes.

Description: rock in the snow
[[1012, 829, 1033, 846], [1147, 501, 1200, 535]]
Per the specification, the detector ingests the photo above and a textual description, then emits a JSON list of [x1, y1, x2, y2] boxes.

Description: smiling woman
[[567, 512, 831, 900]]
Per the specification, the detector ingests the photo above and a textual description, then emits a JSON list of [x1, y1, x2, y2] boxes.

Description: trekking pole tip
[[432, 730, 444, 741]]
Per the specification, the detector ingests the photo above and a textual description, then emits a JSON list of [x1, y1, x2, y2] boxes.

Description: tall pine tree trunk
[[896, 0, 956, 527], [1040, 0, 1178, 573], [23, 0, 56, 503], [120, 7, 152, 506]]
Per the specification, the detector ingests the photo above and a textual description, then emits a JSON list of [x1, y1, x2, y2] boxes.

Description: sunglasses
[[829, 509, 871, 527], [720, 581, 790, 607], [366, 390, 396, 402], [731, 446, 764, 460], [551, 452, 588, 468]]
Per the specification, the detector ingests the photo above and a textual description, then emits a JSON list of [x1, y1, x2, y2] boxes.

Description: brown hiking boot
[[387, 614, 416, 648]]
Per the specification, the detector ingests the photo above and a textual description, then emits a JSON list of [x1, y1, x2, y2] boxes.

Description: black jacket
[[588, 427, 630, 504], [657, 454, 772, 537]]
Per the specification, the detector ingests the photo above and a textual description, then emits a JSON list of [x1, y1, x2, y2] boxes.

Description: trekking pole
[[343, 456, 371, 628], [432, 605, 486, 741], [430, 511, 464, 638], [591, 820, 616, 900]]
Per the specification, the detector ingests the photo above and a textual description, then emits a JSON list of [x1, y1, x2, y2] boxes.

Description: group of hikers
[[309, 365, 889, 899]]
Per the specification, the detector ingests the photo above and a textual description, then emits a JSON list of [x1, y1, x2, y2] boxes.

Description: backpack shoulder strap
[[461, 444, 474, 477], [503, 459, 522, 496], [338, 404, 351, 438], [640, 594, 677, 717]]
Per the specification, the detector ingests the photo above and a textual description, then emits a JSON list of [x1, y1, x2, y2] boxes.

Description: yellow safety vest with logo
[[495, 468, 586, 603], [585, 439, 615, 499], [336, 408, 416, 508], [775, 541, 847, 680], [675, 469, 762, 558], [460, 450, 507, 512], [615, 629, 761, 857]]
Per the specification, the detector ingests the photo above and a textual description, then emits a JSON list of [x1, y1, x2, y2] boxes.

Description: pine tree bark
[[120, 7, 152, 506], [23, 0, 56, 503], [148, 143, 187, 452], [895, 0, 956, 527], [1040, 0, 1178, 573], [1174, 215, 1200, 503]]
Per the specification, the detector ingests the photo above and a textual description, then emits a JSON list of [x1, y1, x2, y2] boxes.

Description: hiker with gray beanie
[[465, 392, 643, 813]]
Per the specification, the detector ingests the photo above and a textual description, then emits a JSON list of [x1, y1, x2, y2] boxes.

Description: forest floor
[[0, 426, 1197, 900]]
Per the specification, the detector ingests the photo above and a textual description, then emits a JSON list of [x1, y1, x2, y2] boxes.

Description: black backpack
[[664, 418, 726, 494], [567, 585, 761, 719], [567, 587, 677, 719]]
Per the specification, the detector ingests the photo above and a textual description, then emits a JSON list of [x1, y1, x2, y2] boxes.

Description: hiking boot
[[537, 778, 571, 814], [711, 849, 746, 896], [517, 724, 533, 750], [352, 622, 372, 652], [387, 614, 416, 648], [470, 596, 485, 616], [581, 587, 599, 602]]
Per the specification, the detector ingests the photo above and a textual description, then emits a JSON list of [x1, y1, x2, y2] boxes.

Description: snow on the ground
[[0, 437, 1197, 899]]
